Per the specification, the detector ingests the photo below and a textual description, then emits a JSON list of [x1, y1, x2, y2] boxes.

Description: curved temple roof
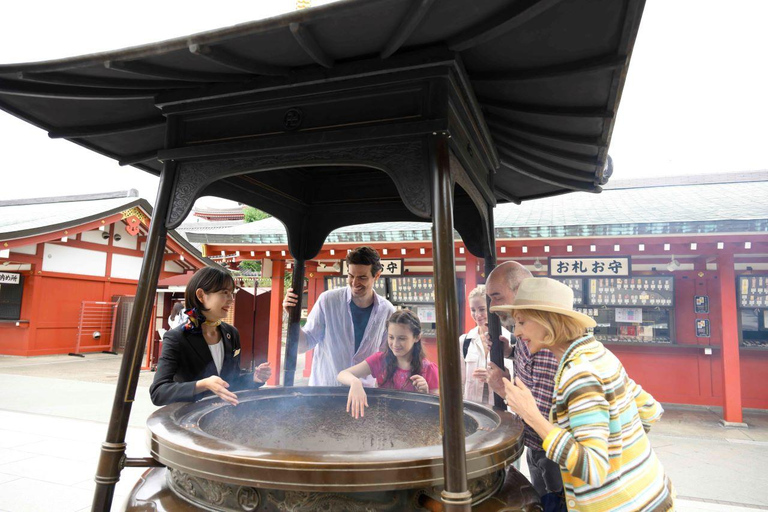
[[0, 0, 644, 203]]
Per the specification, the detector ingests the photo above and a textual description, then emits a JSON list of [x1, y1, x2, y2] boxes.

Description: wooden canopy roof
[[0, 0, 643, 204]]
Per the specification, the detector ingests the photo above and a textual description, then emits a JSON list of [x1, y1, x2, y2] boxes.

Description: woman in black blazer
[[150, 267, 272, 406]]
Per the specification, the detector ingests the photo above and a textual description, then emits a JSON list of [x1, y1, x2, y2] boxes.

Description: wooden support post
[[23, 258, 44, 356], [267, 260, 285, 386], [91, 158, 177, 512], [716, 253, 744, 425], [483, 204, 505, 410], [463, 253, 478, 334], [284, 258, 305, 386], [430, 135, 471, 511]]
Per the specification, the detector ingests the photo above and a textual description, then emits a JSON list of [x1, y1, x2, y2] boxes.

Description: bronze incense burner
[[125, 387, 539, 511]]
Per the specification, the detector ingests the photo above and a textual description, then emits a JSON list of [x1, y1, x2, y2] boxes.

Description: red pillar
[[717, 253, 743, 424], [18, 273, 42, 356], [24, 246, 46, 356], [267, 259, 285, 386], [303, 263, 321, 378], [463, 253, 479, 334]]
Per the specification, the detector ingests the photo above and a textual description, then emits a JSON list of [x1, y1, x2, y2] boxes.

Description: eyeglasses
[[216, 289, 238, 300]]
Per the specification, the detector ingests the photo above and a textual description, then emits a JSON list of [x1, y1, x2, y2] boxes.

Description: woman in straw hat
[[493, 277, 674, 511]]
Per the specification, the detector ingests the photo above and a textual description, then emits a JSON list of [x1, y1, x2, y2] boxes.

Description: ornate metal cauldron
[[125, 387, 541, 511]]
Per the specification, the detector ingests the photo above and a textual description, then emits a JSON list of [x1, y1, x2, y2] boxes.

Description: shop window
[[738, 275, 768, 349], [586, 307, 673, 344], [555, 276, 677, 346], [0, 275, 24, 320]]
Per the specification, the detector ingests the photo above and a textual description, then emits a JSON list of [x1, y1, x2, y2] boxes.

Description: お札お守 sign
[[342, 259, 403, 276], [549, 257, 631, 277]]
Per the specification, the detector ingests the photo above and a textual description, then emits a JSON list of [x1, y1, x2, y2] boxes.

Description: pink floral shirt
[[365, 351, 439, 392]]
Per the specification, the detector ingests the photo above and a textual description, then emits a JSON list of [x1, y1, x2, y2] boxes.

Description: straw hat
[[490, 277, 596, 328]]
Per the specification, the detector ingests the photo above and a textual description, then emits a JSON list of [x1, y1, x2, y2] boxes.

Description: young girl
[[338, 309, 439, 418]]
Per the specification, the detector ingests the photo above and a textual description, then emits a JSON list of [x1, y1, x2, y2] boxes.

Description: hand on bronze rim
[[201, 376, 239, 406], [410, 374, 429, 393], [346, 380, 368, 419]]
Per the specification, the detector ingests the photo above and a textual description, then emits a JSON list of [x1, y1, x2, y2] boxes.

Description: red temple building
[[0, 190, 213, 357], [186, 172, 768, 423]]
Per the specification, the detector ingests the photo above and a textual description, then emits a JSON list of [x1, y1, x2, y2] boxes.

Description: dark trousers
[[526, 448, 563, 497]]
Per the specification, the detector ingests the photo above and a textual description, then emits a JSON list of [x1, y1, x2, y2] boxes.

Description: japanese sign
[[342, 259, 403, 276], [695, 319, 710, 338], [694, 296, 710, 314], [0, 272, 21, 285], [549, 257, 631, 277]]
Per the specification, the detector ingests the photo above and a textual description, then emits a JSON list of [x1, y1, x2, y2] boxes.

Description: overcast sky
[[1, 0, 766, 209]]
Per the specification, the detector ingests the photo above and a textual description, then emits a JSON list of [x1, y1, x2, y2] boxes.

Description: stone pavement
[[649, 406, 768, 510], [0, 353, 766, 511]]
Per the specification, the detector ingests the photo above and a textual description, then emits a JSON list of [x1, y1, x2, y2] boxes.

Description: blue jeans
[[526, 448, 563, 497]]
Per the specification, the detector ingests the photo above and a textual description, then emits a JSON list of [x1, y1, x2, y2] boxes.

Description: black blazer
[[149, 322, 263, 406]]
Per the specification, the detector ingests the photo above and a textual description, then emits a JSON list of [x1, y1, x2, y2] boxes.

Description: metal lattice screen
[[69, 301, 118, 357], [111, 296, 136, 352]]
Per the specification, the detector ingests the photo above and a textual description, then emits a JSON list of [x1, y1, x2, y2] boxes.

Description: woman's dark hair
[[381, 309, 425, 387], [185, 267, 235, 311], [346, 246, 383, 277], [170, 302, 185, 321]]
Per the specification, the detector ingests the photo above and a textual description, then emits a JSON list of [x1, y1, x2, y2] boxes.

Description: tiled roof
[[185, 178, 768, 245], [0, 193, 141, 240], [603, 169, 768, 190], [177, 220, 245, 232], [0, 191, 214, 267], [193, 206, 246, 214]]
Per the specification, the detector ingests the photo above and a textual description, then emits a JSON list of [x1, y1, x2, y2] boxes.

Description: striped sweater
[[542, 336, 675, 511]]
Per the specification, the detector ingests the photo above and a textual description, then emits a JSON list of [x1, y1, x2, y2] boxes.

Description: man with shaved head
[[485, 261, 564, 506], [485, 261, 532, 331]]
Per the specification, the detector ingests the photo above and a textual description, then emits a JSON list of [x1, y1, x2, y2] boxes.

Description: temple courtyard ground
[[0, 353, 766, 511]]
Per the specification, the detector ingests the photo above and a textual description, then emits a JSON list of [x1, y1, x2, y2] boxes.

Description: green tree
[[283, 271, 309, 291], [239, 260, 261, 273], [243, 207, 270, 223]]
